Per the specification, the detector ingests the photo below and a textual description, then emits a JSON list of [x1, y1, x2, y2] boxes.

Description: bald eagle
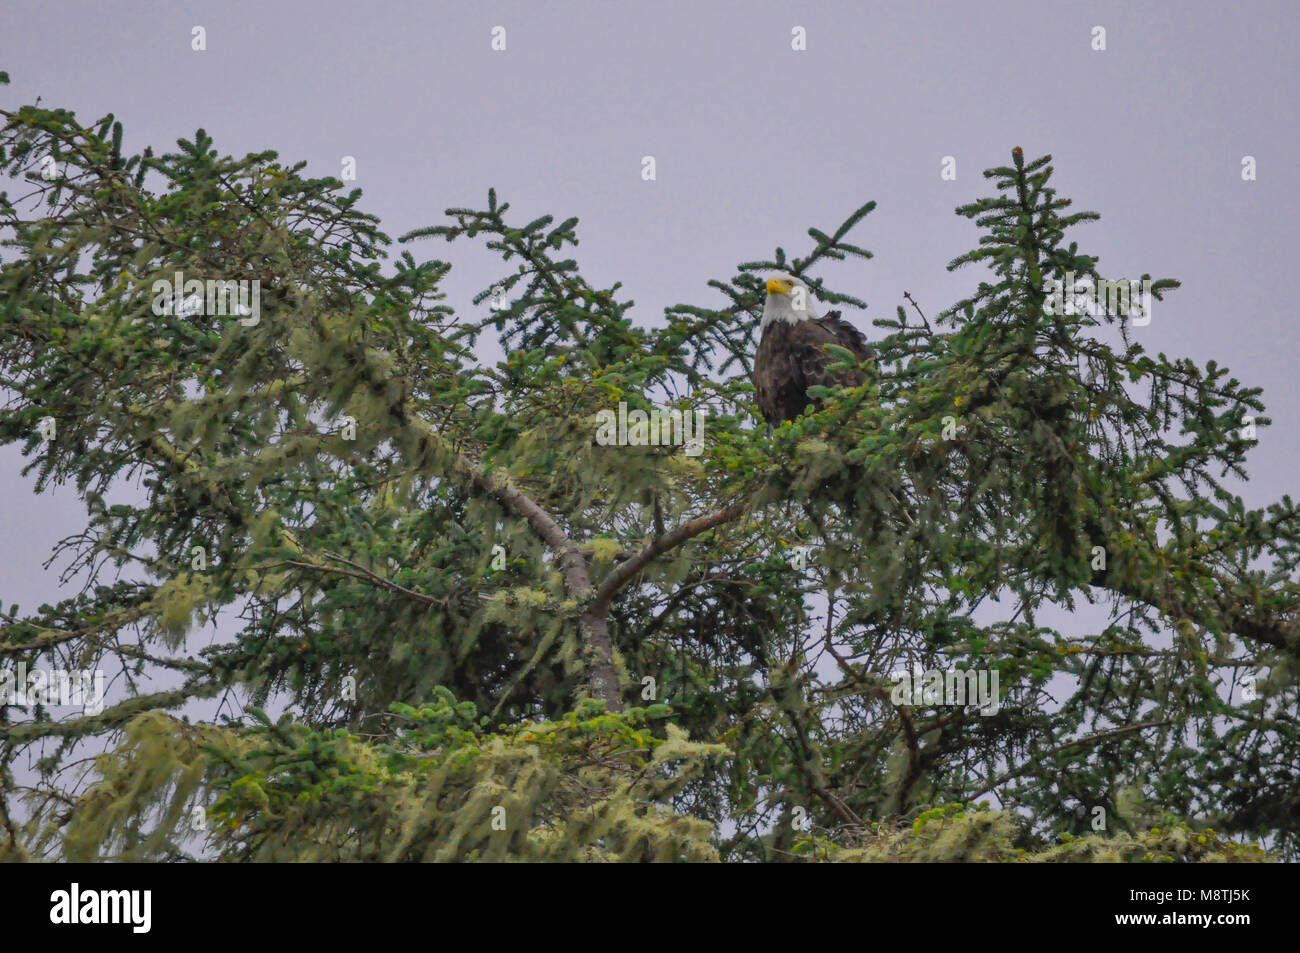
[[754, 272, 874, 425]]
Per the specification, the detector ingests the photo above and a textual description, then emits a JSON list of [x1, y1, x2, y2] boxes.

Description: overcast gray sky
[[2, 0, 1298, 635]]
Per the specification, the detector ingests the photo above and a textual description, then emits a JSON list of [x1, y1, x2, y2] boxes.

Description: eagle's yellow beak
[[766, 277, 793, 295]]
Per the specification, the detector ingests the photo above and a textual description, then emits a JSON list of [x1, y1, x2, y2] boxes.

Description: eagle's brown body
[[754, 309, 874, 425]]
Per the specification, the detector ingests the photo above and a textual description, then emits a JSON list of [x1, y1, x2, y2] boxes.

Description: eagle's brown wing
[[796, 310, 870, 399], [821, 310, 875, 368], [754, 310, 874, 424]]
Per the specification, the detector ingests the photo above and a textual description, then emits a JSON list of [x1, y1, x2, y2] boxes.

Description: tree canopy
[[1, 79, 1294, 861]]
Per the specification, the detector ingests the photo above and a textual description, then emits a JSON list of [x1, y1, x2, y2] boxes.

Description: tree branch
[[591, 498, 751, 610], [463, 459, 623, 711]]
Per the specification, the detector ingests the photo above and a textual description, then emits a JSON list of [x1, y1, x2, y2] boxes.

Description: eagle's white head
[[761, 272, 821, 329]]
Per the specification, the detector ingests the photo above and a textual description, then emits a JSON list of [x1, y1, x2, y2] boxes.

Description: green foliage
[[52, 696, 721, 862], [798, 803, 1270, 863], [1, 91, 1294, 862]]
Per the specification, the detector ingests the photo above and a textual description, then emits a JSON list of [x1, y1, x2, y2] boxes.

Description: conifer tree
[[1, 80, 1295, 861]]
